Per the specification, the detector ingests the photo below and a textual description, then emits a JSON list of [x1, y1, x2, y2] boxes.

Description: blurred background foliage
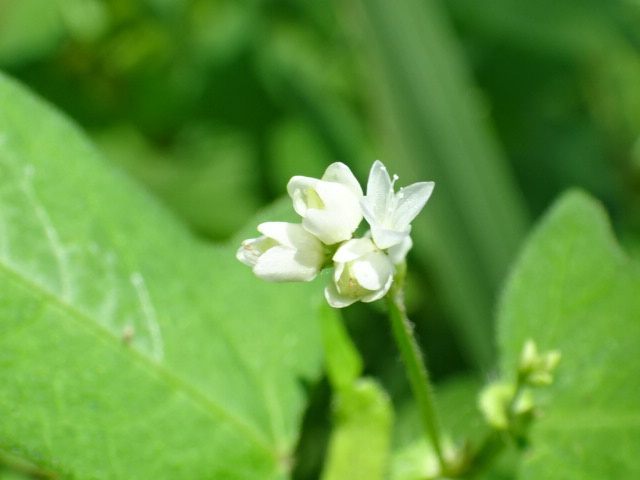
[[1, 0, 640, 477]]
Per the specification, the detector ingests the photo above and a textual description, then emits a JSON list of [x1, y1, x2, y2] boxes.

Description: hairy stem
[[386, 277, 447, 473]]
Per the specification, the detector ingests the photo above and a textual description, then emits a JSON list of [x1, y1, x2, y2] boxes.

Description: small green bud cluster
[[479, 339, 561, 433], [518, 339, 562, 387]]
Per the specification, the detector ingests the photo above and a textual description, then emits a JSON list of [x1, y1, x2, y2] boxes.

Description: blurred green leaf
[[446, 0, 632, 59], [350, 0, 529, 369], [56, 0, 109, 42], [317, 298, 391, 480], [0, 0, 64, 66], [0, 73, 323, 479], [321, 379, 393, 480], [256, 15, 373, 171], [498, 190, 640, 478], [188, 0, 252, 65], [447, 0, 603, 56], [318, 304, 362, 392], [268, 118, 333, 195], [97, 124, 261, 239], [315, 293, 393, 480], [443, 0, 640, 226]]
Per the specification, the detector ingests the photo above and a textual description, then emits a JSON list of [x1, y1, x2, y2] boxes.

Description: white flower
[[287, 162, 363, 245], [324, 237, 395, 308], [360, 160, 434, 249], [236, 222, 325, 282]]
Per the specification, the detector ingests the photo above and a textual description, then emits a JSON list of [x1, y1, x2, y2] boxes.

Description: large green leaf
[[498, 191, 640, 478], [0, 73, 323, 479]]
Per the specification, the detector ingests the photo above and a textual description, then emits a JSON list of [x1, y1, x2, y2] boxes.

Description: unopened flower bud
[[287, 162, 363, 245], [478, 381, 534, 430], [518, 339, 561, 387], [324, 238, 395, 308]]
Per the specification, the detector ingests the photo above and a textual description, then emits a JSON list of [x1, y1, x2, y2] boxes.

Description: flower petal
[[257, 222, 314, 248], [393, 182, 434, 229], [351, 252, 394, 290], [364, 160, 393, 221], [387, 235, 413, 265], [370, 224, 410, 250], [324, 281, 358, 308], [253, 245, 321, 282], [287, 176, 321, 216], [361, 273, 394, 303], [302, 182, 363, 244], [236, 237, 262, 267], [302, 211, 351, 245], [333, 238, 377, 263], [321, 162, 363, 198], [359, 197, 380, 230]]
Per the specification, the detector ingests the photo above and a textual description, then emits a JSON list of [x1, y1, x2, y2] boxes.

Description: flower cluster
[[237, 161, 434, 308]]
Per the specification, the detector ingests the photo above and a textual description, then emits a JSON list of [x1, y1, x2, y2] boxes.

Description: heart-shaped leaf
[[0, 72, 323, 479], [498, 190, 640, 478]]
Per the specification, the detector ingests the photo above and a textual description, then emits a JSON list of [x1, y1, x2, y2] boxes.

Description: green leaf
[[497, 190, 640, 478], [446, 0, 619, 57], [321, 379, 393, 480], [316, 302, 391, 480], [0, 72, 323, 479], [0, 0, 64, 66], [97, 124, 261, 240], [318, 304, 363, 392], [267, 118, 333, 196]]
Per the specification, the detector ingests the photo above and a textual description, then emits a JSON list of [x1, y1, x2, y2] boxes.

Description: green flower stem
[[456, 375, 531, 477], [386, 265, 447, 473], [0, 449, 56, 479], [454, 431, 507, 478]]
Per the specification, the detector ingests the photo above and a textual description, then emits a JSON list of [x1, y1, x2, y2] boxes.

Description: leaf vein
[[19, 168, 73, 301], [0, 260, 275, 455]]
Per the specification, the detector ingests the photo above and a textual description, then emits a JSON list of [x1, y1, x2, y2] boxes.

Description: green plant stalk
[[386, 264, 447, 473]]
